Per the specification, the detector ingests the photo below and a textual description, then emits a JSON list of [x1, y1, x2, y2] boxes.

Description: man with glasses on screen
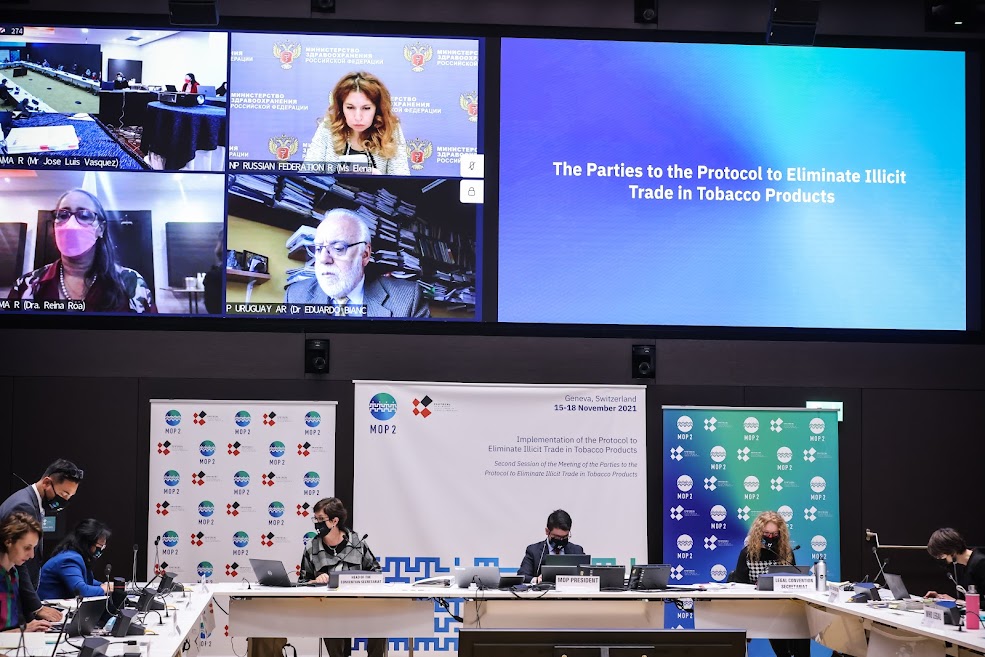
[[285, 208, 429, 318], [0, 459, 84, 622]]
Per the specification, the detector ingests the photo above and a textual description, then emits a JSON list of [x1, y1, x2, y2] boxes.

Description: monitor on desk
[[459, 629, 747, 657], [542, 554, 591, 568]]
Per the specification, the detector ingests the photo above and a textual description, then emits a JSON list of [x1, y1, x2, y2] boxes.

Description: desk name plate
[[922, 605, 946, 629], [772, 576, 815, 593], [555, 575, 601, 593], [338, 573, 386, 589]]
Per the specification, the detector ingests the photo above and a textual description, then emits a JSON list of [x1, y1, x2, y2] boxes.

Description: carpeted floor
[[0, 67, 99, 113]]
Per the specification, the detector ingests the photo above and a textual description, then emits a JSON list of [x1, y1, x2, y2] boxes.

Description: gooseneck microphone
[[947, 567, 969, 597], [763, 543, 800, 565], [533, 540, 549, 581], [130, 544, 139, 593]]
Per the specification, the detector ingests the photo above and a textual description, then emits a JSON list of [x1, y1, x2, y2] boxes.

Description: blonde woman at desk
[[730, 511, 809, 657]]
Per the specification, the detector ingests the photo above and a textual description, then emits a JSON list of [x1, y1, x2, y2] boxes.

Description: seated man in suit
[[285, 208, 429, 318], [518, 509, 585, 583]]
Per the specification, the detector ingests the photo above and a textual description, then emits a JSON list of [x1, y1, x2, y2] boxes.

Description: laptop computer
[[628, 564, 672, 590], [250, 558, 316, 587], [543, 554, 591, 568], [768, 565, 812, 575], [66, 597, 109, 637], [454, 565, 500, 589], [883, 573, 925, 610], [577, 565, 626, 590], [165, 84, 177, 92]]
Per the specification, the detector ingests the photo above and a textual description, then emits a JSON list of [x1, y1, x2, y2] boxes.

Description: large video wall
[[0, 23, 977, 331]]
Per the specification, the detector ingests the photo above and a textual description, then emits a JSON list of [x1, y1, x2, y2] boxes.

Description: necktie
[[335, 296, 348, 306]]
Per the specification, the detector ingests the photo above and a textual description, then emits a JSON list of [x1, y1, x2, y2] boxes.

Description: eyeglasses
[[312, 516, 330, 523], [305, 241, 367, 258], [52, 209, 100, 226], [762, 532, 780, 539]]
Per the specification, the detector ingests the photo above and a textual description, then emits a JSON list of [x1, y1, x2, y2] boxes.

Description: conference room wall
[[0, 0, 943, 40], [137, 32, 228, 91], [100, 43, 141, 80], [0, 197, 41, 296], [2, 330, 984, 597]]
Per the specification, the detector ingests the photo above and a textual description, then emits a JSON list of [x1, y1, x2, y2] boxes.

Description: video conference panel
[[497, 39, 969, 330], [1, 22, 977, 331], [0, 24, 483, 320]]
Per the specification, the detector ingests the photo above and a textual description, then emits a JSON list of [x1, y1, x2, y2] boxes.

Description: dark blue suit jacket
[[518, 539, 586, 582], [0, 485, 44, 615]]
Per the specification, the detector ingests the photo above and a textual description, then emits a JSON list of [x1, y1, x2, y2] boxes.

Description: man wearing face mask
[[38, 519, 112, 599], [298, 497, 386, 657], [518, 509, 585, 583], [0, 459, 83, 622], [925, 527, 985, 600], [7, 188, 155, 313]]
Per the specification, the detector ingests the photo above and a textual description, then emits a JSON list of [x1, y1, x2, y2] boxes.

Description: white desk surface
[[209, 581, 792, 600]]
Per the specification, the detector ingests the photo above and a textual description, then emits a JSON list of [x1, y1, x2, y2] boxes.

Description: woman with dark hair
[[731, 511, 809, 657], [8, 189, 155, 312], [38, 519, 112, 600], [303, 71, 409, 175], [1, 512, 51, 632], [925, 527, 985, 599], [181, 73, 199, 93], [300, 497, 386, 657]]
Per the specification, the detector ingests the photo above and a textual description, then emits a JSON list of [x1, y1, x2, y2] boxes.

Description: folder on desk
[[6, 125, 79, 153]]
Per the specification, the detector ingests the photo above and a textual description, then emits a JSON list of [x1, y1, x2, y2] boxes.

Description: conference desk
[[5, 62, 100, 93], [140, 101, 226, 171], [208, 582, 985, 657], [0, 587, 214, 657]]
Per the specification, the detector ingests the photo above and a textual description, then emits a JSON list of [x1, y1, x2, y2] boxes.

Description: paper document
[[6, 125, 80, 153]]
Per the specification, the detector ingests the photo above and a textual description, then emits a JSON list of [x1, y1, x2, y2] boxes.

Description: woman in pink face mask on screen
[[8, 189, 155, 313]]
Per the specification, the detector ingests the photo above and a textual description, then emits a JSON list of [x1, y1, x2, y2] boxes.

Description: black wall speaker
[[305, 339, 329, 374], [767, 0, 820, 45], [634, 0, 658, 24], [168, 0, 219, 26], [631, 345, 656, 379]]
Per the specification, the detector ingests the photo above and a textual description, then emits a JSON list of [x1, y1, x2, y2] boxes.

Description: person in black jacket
[[925, 527, 985, 599], [518, 509, 586, 583], [731, 511, 809, 657], [0, 459, 83, 623]]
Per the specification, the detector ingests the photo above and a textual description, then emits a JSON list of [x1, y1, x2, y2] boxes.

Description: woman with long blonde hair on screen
[[303, 71, 410, 175]]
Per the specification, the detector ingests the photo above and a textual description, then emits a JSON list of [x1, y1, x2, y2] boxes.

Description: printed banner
[[353, 381, 648, 651], [148, 400, 336, 655], [662, 406, 840, 631]]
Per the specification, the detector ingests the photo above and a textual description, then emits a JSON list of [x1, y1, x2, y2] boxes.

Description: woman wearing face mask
[[299, 497, 386, 657], [37, 519, 112, 600], [731, 511, 809, 657], [303, 71, 410, 175], [8, 189, 155, 313], [181, 73, 199, 93], [1, 513, 52, 633], [925, 527, 985, 600]]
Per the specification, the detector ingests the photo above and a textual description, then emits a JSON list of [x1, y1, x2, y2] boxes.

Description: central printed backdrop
[[353, 381, 648, 650]]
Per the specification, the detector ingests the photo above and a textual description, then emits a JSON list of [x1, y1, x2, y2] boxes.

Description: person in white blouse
[[303, 71, 410, 175]]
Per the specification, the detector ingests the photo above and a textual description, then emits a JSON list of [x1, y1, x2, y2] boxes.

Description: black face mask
[[92, 548, 103, 560], [762, 538, 777, 552], [549, 536, 569, 551], [314, 521, 330, 538], [43, 486, 70, 514]]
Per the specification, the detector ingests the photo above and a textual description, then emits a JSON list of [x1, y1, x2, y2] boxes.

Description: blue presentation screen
[[498, 38, 967, 330]]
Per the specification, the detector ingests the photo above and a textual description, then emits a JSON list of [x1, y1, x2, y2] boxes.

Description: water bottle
[[814, 559, 827, 592], [966, 585, 980, 630]]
